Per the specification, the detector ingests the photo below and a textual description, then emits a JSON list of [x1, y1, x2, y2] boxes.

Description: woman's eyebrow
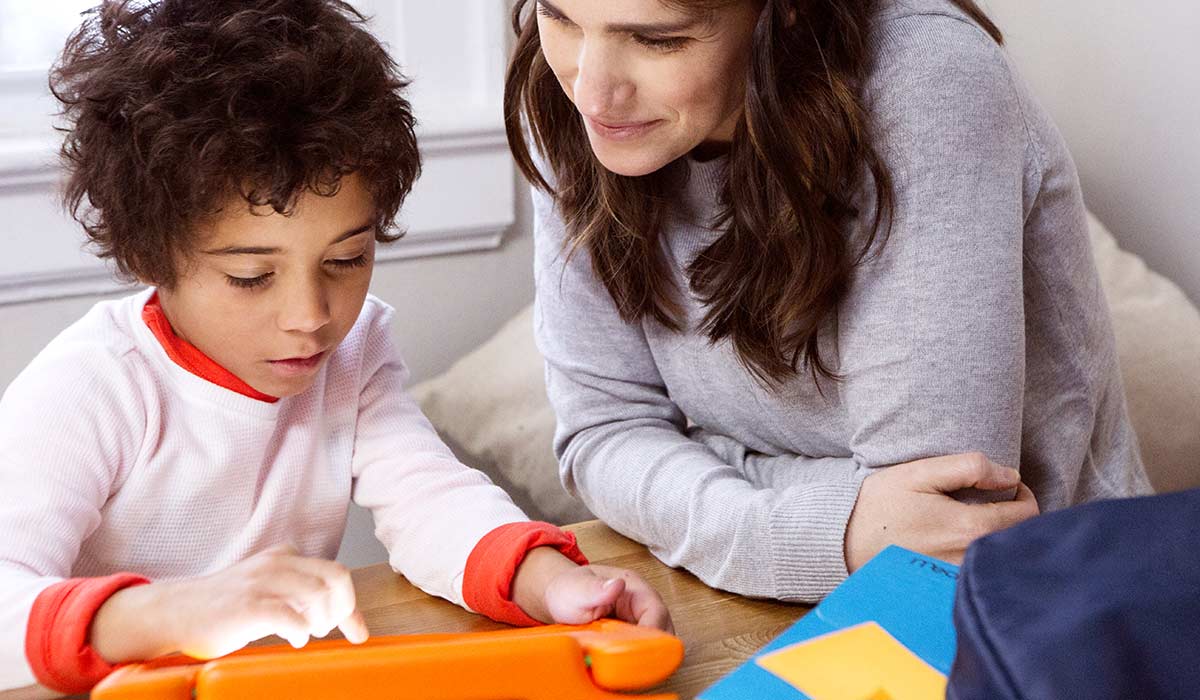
[[538, 0, 701, 34], [204, 222, 374, 256]]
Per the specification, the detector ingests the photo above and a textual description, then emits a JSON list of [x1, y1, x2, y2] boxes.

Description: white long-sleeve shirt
[[0, 288, 529, 690]]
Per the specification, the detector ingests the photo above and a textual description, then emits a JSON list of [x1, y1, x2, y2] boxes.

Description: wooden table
[[352, 520, 811, 699]]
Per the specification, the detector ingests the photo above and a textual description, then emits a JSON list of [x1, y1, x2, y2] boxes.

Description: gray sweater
[[531, 0, 1152, 602]]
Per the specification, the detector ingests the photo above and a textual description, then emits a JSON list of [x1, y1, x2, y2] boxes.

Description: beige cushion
[[1088, 212, 1200, 492], [413, 212, 1200, 522], [411, 306, 592, 524]]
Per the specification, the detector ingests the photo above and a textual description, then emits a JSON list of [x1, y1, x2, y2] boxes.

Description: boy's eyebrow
[[204, 223, 375, 256], [538, 0, 701, 34]]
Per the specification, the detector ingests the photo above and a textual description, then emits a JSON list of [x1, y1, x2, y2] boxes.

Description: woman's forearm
[[557, 413, 865, 603]]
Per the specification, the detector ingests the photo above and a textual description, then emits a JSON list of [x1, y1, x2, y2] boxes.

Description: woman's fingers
[[992, 482, 1040, 526], [910, 452, 1020, 494], [939, 483, 1040, 564], [846, 455, 1041, 572], [1014, 481, 1039, 508], [959, 500, 1035, 542]]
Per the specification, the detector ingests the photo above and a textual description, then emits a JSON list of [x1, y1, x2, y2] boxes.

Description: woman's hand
[[844, 453, 1040, 572], [511, 547, 673, 632], [91, 544, 369, 663]]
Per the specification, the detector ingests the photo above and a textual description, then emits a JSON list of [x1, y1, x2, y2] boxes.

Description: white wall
[[983, 0, 1200, 304]]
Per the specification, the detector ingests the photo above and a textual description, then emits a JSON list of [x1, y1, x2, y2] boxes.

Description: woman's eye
[[633, 34, 690, 52], [226, 273, 273, 289], [327, 254, 369, 270], [535, 3, 569, 24]]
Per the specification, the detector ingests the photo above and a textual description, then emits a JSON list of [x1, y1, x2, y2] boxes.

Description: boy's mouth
[[267, 351, 326, 377]]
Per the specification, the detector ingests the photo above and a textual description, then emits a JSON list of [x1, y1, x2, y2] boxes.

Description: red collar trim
[[141, 293, 279, 403]]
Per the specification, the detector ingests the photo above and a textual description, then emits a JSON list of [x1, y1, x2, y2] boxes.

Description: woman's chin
[[590, 144, 675, 178]]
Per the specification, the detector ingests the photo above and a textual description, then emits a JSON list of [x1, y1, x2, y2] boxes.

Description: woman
[[504, 0, 1152, 601]]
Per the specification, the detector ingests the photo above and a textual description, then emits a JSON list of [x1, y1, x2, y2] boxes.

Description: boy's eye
[[327, 254, 369, 270], [226, 272, 273, 289], [633, 34, 691, 52]]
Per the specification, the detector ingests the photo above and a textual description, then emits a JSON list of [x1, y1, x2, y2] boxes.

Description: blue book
[[699, 546, 959, 700]]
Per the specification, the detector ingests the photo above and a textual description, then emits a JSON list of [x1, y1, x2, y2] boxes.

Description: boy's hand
[[91, 544, 369, 663], [511, 547, 673, 632]]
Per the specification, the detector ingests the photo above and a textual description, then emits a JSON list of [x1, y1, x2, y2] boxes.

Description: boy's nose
[[277, 280, 332, 334]]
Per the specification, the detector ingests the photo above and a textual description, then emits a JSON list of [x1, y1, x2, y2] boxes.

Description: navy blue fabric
[[948, 488, 1200, 700]]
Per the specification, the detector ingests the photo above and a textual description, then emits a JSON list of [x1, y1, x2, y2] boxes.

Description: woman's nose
[[572, 41, 635, 118]]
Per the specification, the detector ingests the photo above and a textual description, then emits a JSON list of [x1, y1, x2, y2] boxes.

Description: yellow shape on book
[[755, 621, 946, 700]]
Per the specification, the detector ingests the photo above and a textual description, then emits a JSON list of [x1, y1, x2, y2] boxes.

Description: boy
[[0, 1, 670, 695]]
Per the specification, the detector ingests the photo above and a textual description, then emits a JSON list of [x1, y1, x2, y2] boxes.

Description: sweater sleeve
[[838, 16, 1032, 474], [348, 304, 536, 610], [0, 343, 144, 691], [533, 184, 866, 604]]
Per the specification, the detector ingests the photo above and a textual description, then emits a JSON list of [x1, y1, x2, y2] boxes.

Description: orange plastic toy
[[90, 619, 684, 700]]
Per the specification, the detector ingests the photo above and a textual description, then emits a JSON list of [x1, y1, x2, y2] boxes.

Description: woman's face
[[536, 0, 760, 176]]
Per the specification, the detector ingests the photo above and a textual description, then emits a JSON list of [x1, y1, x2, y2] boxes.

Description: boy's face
[[158, 175, 377, 398]]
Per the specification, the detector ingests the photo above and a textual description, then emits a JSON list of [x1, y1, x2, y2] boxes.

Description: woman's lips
[[585, 116, 664, 142], [268, 351, 326, 377]]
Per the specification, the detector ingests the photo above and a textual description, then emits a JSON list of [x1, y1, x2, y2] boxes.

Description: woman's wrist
[[90, 580, 182, 663], [509, 546, 580, 624]]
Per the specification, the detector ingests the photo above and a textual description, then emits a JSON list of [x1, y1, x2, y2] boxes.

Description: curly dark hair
[[50, 0, 420, 287]]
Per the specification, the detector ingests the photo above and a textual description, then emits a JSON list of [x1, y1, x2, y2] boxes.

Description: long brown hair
[[505, 0, 1002, 385]]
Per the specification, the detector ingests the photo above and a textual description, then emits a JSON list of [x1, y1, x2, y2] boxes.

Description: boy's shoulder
[[4, 291, 151, 404], [359, 293, 395, 325], [342, 293, 395, 348], [0, 290, 158, 486], [326, 293, 399, 376]]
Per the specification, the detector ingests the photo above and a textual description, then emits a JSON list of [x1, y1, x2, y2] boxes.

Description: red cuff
[[25, 573, 151, 695], [463, 522, 589, 627]]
